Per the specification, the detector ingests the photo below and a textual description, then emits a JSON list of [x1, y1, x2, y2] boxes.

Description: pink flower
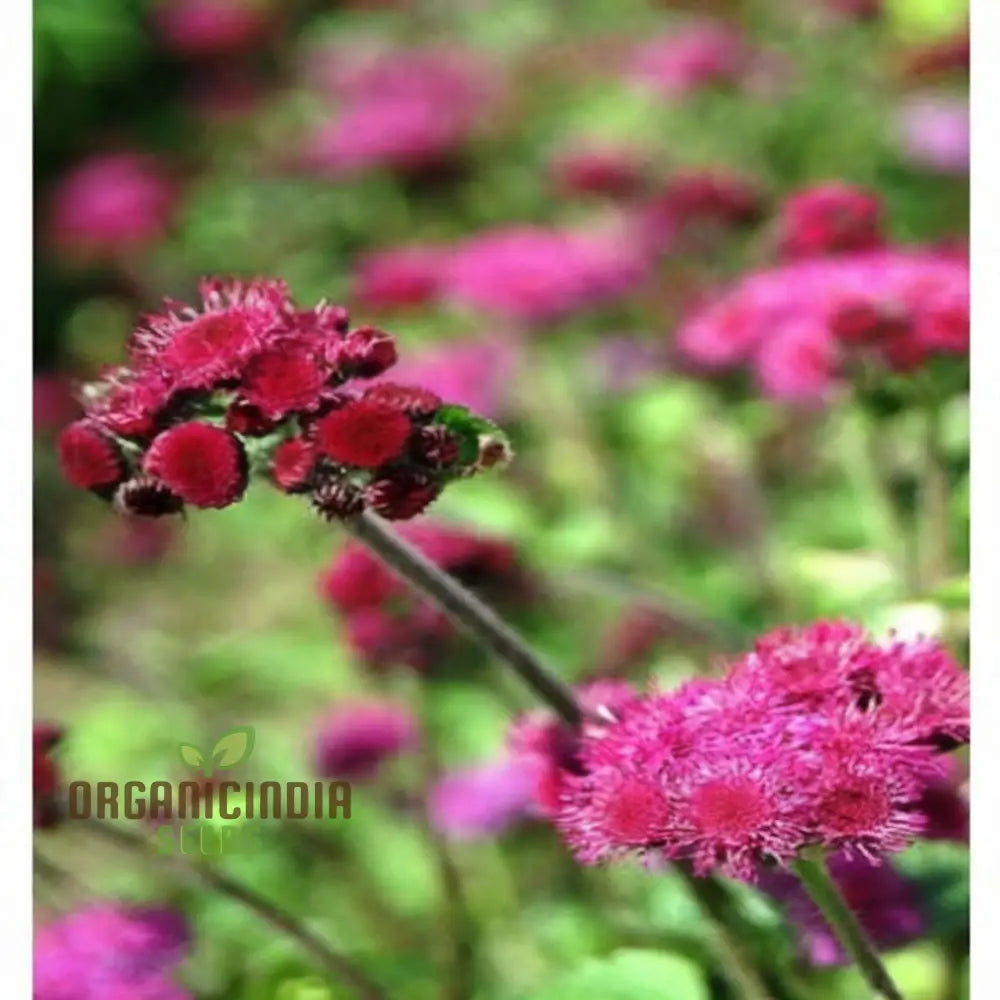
[[429, 757, 543, 839], [629, 21, 749, 97], [553, 622, 967, 878], [550, 144, 649, 199], [313, 700, 418, 780], [898, 95, 969, 174], [47, 154, 176, 261], [776, 183, 885, 260], [678, 249, 969, 400], [353, 244, 449, 311], [153, 0, 275, 58], [34, 903, 190, 999], [444, 225, 647, 324]]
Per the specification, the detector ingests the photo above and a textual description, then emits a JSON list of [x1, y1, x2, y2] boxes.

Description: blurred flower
[[554, 622, 967, 877], [34, 902, 190, 999], [321, 522, 530, 671], [915, 759, 969, 842], [313, 700, 418, 780], [629, 21, 750, 97], [898, 95, 969, 174], [760, 853, 924, 965], [444, 224, 648, 325], [303, 47, 494, 176], [550, 143, 650, 199], [678, 249, 969, 401], [428, 757, 542, 839], [33, 722, 63, 829], [57, 278, 507, 521], [775, 183, 884, 260], [47, 153, 176, 262], [592, 603, 676, 675], [153, 0, 276, 59], [901, 31, 969, 83], [353, 245, 450, 311]]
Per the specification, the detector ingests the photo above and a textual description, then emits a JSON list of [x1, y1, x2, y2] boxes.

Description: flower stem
[[791, 848, 905, 1000], [344, 511, 583, 727], [87, 819, 389, 1000], [676, 869, 776, 1000]]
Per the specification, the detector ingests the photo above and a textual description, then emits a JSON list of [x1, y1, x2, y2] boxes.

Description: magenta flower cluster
[[548, 622, 967, 880]]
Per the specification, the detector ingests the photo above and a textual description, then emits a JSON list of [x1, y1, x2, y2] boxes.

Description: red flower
[[777, 183, 884, 261], [57, 420, 126, 492], [364, 471, 440, 520], [413, 425, 459, 468], [315, 400, 412, 468], [312, 480, 365, 520], [114, 477, 185, 517], [143, 422, 248, 508], [363, 382, 442, 417], [337, 326, 398, 377], [240, 346, 330, 419], [272, 437, 317, 493]]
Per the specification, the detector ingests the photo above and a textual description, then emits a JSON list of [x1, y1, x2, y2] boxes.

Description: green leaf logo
[[209, 727, 255, 772], [178, 744, 205, 769]]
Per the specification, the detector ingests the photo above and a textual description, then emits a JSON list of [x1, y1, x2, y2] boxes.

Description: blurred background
[[34, 0, 969, 998]]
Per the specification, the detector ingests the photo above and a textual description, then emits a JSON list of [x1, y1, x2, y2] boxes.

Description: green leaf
[[211, 727, 256, 769], [178, 744, 205, 769], [527, 948, 708, 1000]]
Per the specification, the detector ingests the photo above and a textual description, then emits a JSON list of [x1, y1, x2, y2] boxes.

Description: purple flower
[[313, 700, 419, 779], [898, 95, 969, 174], [760, 853, 924, 966], [429, 757, 543, 839], [34, 903, 190, 999]]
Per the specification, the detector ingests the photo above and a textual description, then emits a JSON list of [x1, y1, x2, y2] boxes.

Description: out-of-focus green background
[[34, 0, 969, 997]]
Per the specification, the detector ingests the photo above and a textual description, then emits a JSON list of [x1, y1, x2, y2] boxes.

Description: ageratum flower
[[34, 903, 190, 1000], [552, 622, 967, 880], [678, 249, 968, 401], [313, 700, 418, 780], [56, 277, 509, 520]]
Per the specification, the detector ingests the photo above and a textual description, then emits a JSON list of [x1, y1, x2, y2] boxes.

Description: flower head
[[629, 22, 750, 97], [354, 245, 448, 310], [153, 0, 275, 58], [313, 700, 418, 780], [144, 423, 248, 508], [315, 400, 412, 468], [776, 183, 884, 260], [57, 421, 126, 493]]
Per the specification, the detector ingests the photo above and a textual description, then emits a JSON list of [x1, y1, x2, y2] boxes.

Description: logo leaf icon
[[210, 727, 255, 770], [178, 744, 205, 769]]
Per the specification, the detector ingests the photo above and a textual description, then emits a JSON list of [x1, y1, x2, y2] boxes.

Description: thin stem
[[791, 848, 904, 1000], [344, 511, 582, 727], [676, 869, 775, 1000], [87, 819, 389, 1000]]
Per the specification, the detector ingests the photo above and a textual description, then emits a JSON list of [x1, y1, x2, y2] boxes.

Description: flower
[[143, 423, 248, 509], [776, 183, 884, 260], [898, 95, 969, 175], [444, 225, 646, 324], [315, 400, 413, 468], [429, 757, 543, 839], [34, 902, 190, 1000], [47, 153, 175, 261], [57, 421, 126, 493], [760, 852, 924, 965], [550, 144, 649, 199], [354, 245, 449, 310], [629, 22, 749, 97], [58, 278, 508, 521], [271, 437, 317, 493], [313, 700, 418, 779], [153, 0, 275, 58], [553, 622, 967, 878], [678, 249, 969, 400]]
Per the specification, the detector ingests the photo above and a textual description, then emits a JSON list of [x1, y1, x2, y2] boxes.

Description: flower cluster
[[547, 622, 967, 880], [678, 249, 969, 400], [303, 46, 494, 176], [34, 902, 191, 1000], [153, 0, 276, 59], [775, 183, 885, 260], [760, 852, 924, 965], [313, 699, 419, 780], [33, 722, 64, 830], [321, 521, 531, 671], [443, 225, 649, 325], [56, 278, 508, 521]]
